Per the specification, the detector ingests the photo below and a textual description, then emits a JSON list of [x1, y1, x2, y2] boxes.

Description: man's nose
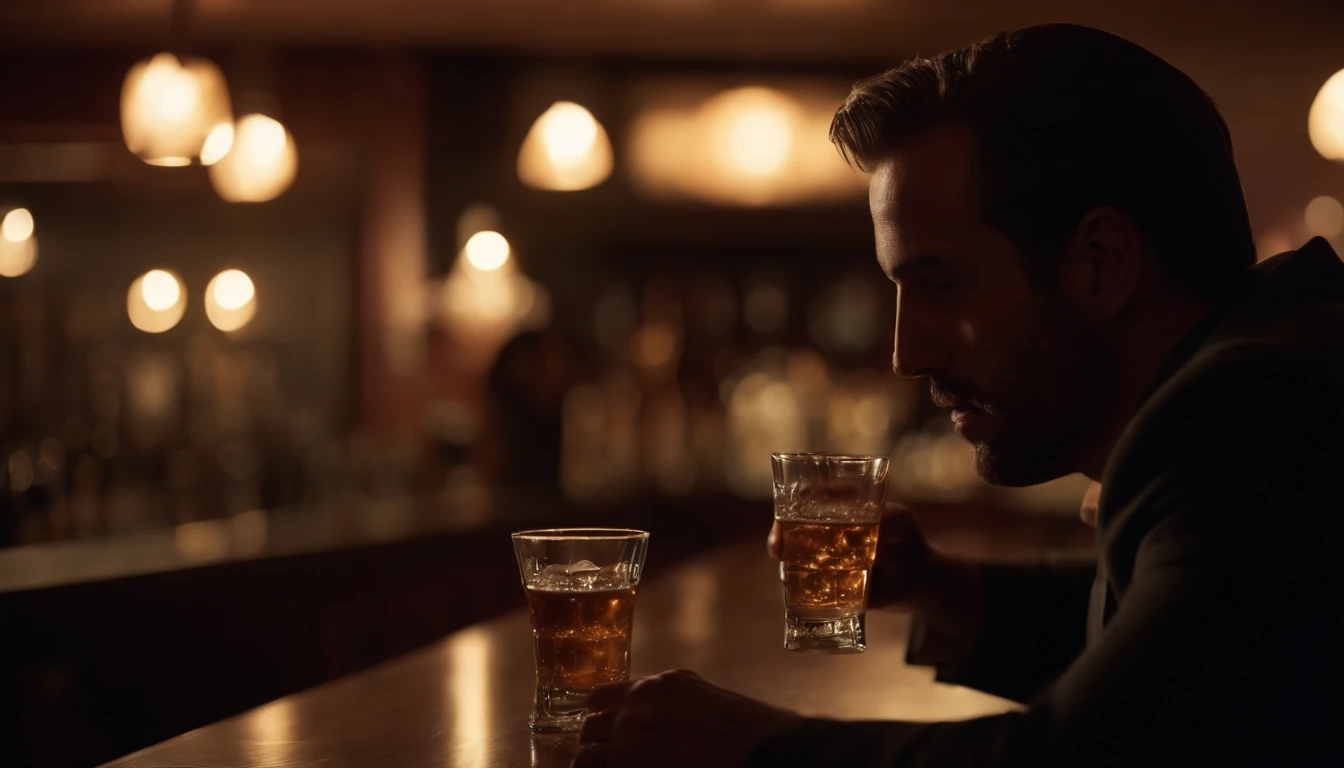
[[892, 302, 948, 379]]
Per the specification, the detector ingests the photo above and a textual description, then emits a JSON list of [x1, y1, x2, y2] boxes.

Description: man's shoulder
[[1136, 290, 1344, 444], [1101, 299, 1344, 526]]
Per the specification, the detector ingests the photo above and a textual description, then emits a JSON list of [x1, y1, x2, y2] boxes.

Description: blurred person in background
[[573, 23, 1343, 768], [481, 327, 574, 492]]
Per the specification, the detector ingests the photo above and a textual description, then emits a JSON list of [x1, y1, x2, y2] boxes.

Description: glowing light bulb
[[517, 101, 613, 191], [1309, 69, 1344, 162], [200, 122, 234, 166], [541, 102, 599, 164], [205, 269, 257, 332], [464, 231, 510, 271], [141, 269, 182, 311], [212, 269, 254, 309], [2, 208, 34, 242], [121, 52, 233, 167], [208, 114, 299, 203], [709, 88, 796, 179], [128, 270, 186, 333]]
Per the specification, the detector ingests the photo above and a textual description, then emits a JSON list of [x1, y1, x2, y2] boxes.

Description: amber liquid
[[525, 585, 637, 724], [778, 520, 879, 620]]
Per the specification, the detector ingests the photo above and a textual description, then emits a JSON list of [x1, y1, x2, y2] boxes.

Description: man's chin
[[971, 442, 1071, 488]]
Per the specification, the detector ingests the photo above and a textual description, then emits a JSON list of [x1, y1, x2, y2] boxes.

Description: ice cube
[[597, 562, 631, 588], [535, 563, 574, 590], [568, 559, 601, 588]]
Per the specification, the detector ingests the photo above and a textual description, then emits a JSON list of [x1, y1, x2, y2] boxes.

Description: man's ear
[[1055, 206, 1144, 321]]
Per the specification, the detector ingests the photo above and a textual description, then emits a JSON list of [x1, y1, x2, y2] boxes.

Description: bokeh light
[[517, 101, 614, 191], [199, 122, 235, 166], [707, 87, 795, 179], [208, 114, 299, 203], [0, 208, 37, 277], [633, 323, 678, 371], [141, 269, 181, 311], [1304, 195, 1344, 238], [121, 52, 233, 167], [1308, 69, 1344, 161], [3, 208, 34, 242], [464, 231, 510, 272], [205, 269, 258, 332], [128, 269, 186, 333], [627, 80, 863, 207]]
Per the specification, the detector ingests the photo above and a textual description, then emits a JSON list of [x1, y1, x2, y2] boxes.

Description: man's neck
[[1076, 295, 1214, 481]]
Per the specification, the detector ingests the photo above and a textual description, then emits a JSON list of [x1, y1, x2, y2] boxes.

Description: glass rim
[[771, 452, 889, 462], [511, 527, 650, 541]]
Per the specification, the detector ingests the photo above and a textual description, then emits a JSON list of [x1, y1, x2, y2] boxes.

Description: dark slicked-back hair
[[831, 24, 1256, 300]]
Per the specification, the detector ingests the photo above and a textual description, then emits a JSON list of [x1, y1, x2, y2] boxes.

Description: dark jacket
[[748, 238, 1344, 767]]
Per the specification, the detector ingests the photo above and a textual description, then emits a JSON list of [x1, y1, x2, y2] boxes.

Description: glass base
[[529, 711, 586, 733], [784, 613, 866, 653]]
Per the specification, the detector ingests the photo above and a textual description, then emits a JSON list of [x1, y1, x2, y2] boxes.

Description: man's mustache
[[929, 379, 996, 414]]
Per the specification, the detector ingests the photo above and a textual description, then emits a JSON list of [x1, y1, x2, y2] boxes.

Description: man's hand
[[573, 670, 796, 768]]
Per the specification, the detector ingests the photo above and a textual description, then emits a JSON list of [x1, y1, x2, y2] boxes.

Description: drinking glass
[[511, 528, 649, 732], [772, 453, 889, 652]]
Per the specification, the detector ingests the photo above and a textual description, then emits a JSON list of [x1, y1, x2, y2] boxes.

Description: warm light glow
[[141, 269, 181, 310], [127, 269, 186, 333], [0, 229, 37, 277], [244, 697, 296, 764], [208, 113, 299, 203], [448, 628, 492, 768], [121, 52, 233, 167], [517, 101, 614, 191], [199, 122, 234, 165], [673, 561, 719, 659], [633, 323, 678, 370], [628, 80, 864, 207], [464, 230, 510, 271], [1257, 229, 1293, 261], [174, 520, 229, 561], [1309, 69, 1344, 161], [2, 208, 34, 242], [206, 269, 258, 332], [542, 102, 598, 163], [1305, 195, 1344, 238], [212, 269, 255, 309], [709, 88, 795, 178]]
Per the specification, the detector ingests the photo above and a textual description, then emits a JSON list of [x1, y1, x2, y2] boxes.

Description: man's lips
[[950, 405, 991, 436]]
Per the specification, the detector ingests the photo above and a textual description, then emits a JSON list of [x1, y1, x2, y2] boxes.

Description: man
[[574, 23, 1343, 768]]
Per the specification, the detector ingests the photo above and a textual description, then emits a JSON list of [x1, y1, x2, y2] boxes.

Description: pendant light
[[120, 1, 233, 167]]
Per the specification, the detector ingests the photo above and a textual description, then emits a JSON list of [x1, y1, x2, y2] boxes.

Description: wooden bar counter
[[102, 539, 1019, 768]]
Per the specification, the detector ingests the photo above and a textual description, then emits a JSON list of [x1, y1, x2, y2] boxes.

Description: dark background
[[0, 1, 1340, 765]]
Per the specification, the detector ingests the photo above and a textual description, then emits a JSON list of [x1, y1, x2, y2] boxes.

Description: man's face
[[870, 124, 1109, 486]]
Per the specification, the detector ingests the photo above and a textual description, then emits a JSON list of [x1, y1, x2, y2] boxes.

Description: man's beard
[[940, 304, 1110, 487]]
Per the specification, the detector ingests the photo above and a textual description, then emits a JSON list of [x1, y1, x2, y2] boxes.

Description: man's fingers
[[571, 742, 614, 768], [584, 679, 637, 713], [579, 709, 618, 744], [767, 520, 782, 559], [1080, 481, 1102, 527]]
